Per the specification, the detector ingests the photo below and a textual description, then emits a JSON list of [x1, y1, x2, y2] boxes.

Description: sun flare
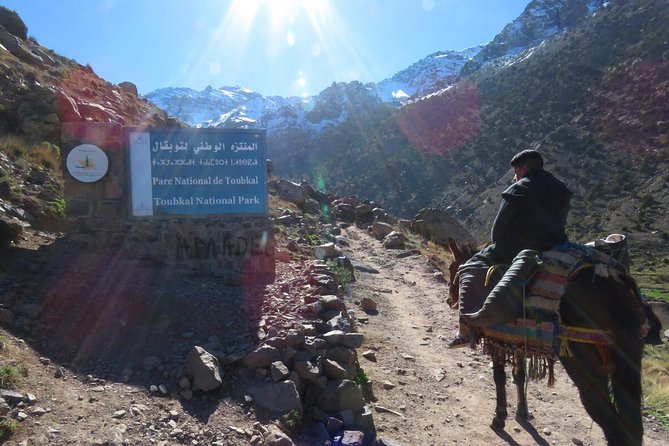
[[174, 0, 369, 97]]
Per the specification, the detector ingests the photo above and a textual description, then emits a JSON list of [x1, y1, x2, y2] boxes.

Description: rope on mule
[[521, 279, 529, 411]]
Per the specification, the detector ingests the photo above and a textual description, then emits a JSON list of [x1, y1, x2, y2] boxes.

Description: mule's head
[[446, 237, 471, 308]]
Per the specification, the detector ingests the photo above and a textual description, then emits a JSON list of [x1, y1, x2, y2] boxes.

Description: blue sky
[[3, 0, 529, 97]]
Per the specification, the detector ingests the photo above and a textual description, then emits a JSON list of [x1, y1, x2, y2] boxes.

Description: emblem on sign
[[66, 144, 109, 183]]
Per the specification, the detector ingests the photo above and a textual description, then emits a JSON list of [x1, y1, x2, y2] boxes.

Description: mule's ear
[[447, 237, 461, 259]]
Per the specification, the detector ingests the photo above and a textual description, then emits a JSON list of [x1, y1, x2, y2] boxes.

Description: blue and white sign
[[129, 128, 268, 217]]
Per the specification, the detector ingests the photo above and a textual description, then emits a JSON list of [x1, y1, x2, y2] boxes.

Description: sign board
[[66, 144, 109, 183], [128, 128, 268, 217]]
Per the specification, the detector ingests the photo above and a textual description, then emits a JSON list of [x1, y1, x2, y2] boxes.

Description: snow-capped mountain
[[143, 49, 482, 130], [371, 47, 483, 102], [465, 0, 607, 72], [144, 85, 303, 128]]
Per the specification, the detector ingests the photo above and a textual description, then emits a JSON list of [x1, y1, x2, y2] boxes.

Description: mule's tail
[[640, 297, 663, 345], [610, 282, 645, 445]]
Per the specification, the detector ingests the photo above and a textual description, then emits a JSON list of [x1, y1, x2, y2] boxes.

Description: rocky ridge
[[0, 10, 180, 146], [464, 0, 607, 73]]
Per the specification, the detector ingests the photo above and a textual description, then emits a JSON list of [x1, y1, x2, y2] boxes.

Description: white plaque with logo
[[66, 144, 109, 183]]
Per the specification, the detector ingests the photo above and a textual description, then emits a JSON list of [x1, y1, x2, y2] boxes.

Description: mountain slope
[[143, 0, 608, 130], [0, 9, 185, 241], [0, 19, 178, 144]]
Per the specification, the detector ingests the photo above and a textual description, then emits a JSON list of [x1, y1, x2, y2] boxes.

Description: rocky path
[[341, 226, 669, 446]]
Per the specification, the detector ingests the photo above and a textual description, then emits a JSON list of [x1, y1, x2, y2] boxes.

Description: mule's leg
[[561, 343, 628, 445], [491, 357, 508, 430], [611, 333, 644, 445], [512, 355, 529, 422]]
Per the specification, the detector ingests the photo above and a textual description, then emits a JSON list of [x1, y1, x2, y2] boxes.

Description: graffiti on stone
[[175, 232, 271, 260]]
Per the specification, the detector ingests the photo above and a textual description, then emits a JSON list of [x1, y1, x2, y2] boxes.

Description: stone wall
[[61, 122, 275, 279]]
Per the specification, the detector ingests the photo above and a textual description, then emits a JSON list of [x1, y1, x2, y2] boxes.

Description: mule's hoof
[[490, 418, 505, 430]]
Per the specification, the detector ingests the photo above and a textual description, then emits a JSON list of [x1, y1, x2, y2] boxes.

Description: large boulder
[[243, 345, 282, 369], [382, 231, 407, 249], [371, 222, 393, 240], [314, 379, 365, 413], [410, 208, 474, 246], [264, 424, 296, 446], [301, 198, 321, 215], [274, 179, 307, 205], [313, 242, 342, 260], [118, 81, 138, 96], [0, 215, 29, 247], [184, 346, 223, 392], [248, 381, 302, 415]]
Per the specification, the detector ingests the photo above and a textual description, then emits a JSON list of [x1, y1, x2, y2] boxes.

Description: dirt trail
[[341, 226, 668, 446]]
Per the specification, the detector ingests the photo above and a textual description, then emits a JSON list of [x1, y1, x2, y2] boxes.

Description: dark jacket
[[474, 168, 573, 265]]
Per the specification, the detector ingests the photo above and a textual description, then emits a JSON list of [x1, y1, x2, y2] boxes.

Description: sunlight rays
[[163, 0, 373, 98], [165, 1, 261, 90], [303, 2, 374, 89]]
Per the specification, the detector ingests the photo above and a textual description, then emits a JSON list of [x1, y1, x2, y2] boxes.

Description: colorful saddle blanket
[[476, 243, 630, 383]]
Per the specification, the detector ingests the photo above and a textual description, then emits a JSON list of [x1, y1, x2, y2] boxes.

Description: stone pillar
[[61, 122, 126, 238]]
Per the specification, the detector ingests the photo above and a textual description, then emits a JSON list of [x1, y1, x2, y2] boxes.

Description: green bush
[[281, 408, 302, 432], [0, 419, 18, 442], [0, 7, 27, 40], [48, 198, 66, 217], [305, 233, 320, 246], [354, 366, 370, 385], [0, 364, 27, 389], [326, 259, 354, 286]]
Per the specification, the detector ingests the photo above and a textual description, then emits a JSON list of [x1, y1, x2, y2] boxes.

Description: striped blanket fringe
[[480, 336, 557, 386]]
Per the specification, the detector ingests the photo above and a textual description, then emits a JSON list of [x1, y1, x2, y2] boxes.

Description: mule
[[446, 238, 649, 446]]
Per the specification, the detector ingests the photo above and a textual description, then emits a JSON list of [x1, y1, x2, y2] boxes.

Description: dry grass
[[643, 345, 669, 414], [0, 134, 61, 170], [268, 191, 300, 219]]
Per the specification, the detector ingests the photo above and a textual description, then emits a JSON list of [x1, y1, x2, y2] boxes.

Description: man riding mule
[[447, 149, 573, 348], [443, 150, 662, 444], [446, 235, 662, 445]]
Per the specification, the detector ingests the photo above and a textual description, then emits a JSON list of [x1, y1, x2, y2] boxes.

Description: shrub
[[305, 233, 320, 246], [0, 419, 18, 442], [354, 366, 370, 385], [48, 198, 66, 217], [326, 259, 354, 286], [0, 363, 28, 389], [281, 408, 302, 432], [0, 7, 27, 40]]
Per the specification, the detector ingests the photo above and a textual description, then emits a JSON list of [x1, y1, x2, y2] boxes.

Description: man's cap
[[510, 149, 544, 167]]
